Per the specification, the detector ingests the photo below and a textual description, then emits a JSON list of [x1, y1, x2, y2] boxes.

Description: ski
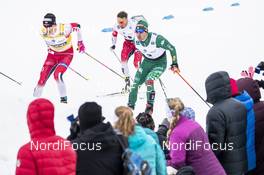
[[96, 89, 145, 99], [96, 88, 130, 98]]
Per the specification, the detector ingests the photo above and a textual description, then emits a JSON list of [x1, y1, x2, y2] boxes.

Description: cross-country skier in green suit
[[128, 20, 180, 114]]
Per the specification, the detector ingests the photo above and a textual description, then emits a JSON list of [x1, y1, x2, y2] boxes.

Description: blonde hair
[[114, 106, 135, 137], [167, 98, 185, 137]]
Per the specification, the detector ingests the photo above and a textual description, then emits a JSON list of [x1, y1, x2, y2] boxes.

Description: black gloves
[[110, 45, 116, 50], [67, 116, 80, 141], [255, 61, 264, 74], [170, 62, 179, 69], [160, 118, 170, 129]]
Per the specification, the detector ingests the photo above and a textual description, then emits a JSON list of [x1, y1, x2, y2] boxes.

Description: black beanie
[[136, 112, 155, 130], [78, 102, 103, 131], [43, 13, 56, 27]]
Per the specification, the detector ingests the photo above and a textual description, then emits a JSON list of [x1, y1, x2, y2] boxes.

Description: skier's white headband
[[43, 18, 52, 22]]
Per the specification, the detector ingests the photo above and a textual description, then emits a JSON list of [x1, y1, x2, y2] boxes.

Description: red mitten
[[77, 41, 85, 53]]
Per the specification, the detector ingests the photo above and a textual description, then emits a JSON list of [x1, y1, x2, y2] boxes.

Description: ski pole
[[83, 52, 125, 80], [175, 71, 211, 108], [0, 72, 22, 86], [158, 78, 168, 100], [110, 51, 134, 82], [68, 67, 89, 81], [158, 78, 176, 119], [112, 50, 121, 63]]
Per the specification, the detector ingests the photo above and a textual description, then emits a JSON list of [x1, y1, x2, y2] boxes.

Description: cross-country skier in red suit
[[110, 11, 144, 89], [33, 13, 86, 103]]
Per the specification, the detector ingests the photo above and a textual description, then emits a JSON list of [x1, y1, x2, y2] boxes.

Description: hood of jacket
[[128, 125, 148, 148], [205, 71, 232, 104], [27, 98, 55, 139]]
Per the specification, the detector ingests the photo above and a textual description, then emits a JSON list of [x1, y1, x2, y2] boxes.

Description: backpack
[[114, 132, 152, 175]]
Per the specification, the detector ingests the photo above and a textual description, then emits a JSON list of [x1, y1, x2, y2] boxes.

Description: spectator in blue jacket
[[230, 78, 256, 172], [114, 106, 167, 175]]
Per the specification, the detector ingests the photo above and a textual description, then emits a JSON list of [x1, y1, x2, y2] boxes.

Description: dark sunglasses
[[43, 22, 52, 28], [135, 28, 145, 33]]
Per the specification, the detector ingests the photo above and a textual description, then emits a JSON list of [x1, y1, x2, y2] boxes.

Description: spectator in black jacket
[[236, 78, 264, 175], [205, 71, 248, 175], [69, 102, 123, 175]]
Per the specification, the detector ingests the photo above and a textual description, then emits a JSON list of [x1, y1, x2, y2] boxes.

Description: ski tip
[[162, 15, 174, 20], [203, 7, 214, 12], [231, 2, 240, 7], [101, 27, 113, 33]]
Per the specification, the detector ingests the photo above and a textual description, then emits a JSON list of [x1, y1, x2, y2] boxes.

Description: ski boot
[[33, 85, 43, 97], [128, 103, 135, 110], [145, 103, 153, 115], [124, 76, 130, 90], [60, 96, 68, 104]]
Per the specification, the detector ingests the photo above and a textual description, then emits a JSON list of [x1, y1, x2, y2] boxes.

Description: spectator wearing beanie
[[205, 71, 247, 175], [230, 78, 256, 172], [180, 107, 195, 121], [136, 112, 167, 175], [16, 98, 76, 175], [71, 102, 123, 175], [114, 106, 167, 175], [236, 78, 264, 175], [167, 97, 226, 175]]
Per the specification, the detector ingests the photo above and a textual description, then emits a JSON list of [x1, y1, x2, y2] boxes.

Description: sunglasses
[[135, 28, 145, 33], [43, 22, 52, 28]]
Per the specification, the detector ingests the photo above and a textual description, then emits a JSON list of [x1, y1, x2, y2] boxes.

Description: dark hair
[[43, 13, 56, 27], [117, 11, 128, 18], [136, 112, 155, 130]]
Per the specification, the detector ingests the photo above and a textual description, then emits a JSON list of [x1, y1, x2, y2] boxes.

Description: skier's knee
[[121, 52, 129, 62], [121, 56, 129, 63], [146, 80, 154, 86], [54, 70, 65, 81], [54, 72, 64, 82], [54, 64, 67, 81], [38, 79, 46, 86]]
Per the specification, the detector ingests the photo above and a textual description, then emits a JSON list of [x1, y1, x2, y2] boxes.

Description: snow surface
[[0, 0, 263, 174]]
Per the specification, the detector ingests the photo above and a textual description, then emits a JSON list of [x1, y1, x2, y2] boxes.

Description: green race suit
[[128, 32, 177, 109]]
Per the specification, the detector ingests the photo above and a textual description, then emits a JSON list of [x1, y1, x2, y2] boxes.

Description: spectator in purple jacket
[[166, 97, 226, 175]]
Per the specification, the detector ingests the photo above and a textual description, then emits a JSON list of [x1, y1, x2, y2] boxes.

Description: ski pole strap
[[84, 52, 125, 80], [175, 72, 211, 108]]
